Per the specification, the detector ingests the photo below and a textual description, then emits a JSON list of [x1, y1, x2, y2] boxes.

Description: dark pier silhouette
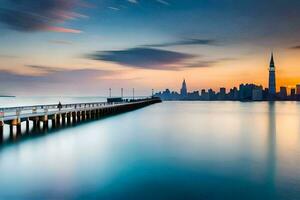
[[0, 97, 161, 145]]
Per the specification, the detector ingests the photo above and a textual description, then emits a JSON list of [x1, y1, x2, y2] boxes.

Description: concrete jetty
[[0, 97, 162, 141]]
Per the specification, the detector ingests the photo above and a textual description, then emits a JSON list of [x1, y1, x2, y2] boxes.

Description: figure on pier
[[57, 101, 62, 111]]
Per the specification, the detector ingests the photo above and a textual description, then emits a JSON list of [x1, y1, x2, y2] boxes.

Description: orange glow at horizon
[[1, 46, 300, 95], [127, 49, 300, 93]]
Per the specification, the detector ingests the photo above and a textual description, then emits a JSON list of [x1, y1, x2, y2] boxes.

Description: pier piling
[[26, 120, 30, 133], [67, 113, 71, 124], [56, 114, 61, 126], [77, 111, 81, 122], [0, 121, 3, 142], [16, 122, 21, 136], [82, 111, 86, 121], [62, 114, 66, 125], [72, 112, 77, 124], [9, 124, 13, 137]]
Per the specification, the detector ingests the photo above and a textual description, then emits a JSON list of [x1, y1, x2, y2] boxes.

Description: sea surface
[[0, 97, 300, 199]]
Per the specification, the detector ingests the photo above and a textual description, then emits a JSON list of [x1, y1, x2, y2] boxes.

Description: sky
[[0, 0, 300, 96]]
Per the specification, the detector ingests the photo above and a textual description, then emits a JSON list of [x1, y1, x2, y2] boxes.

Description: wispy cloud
[[0, 54, 19, 59], [127, 0, 169, 5], [127, 0, 138, 4], [0, 67, 120, 95], [45, 26, 82, 33], [0, 66, 116, 84], [87, 47, 195, 70], [25, 65, 65, 73], [184, 58, 236, 68], [156, 0, 170, 6], [108, 7, 120, 11], [86, 46, 235, 70], [0, 0, 87, 33], [142, 39, 216, 48], [289, 45, 300, 49], [184, 60, 218, 68], [48, 40, 73, 45]]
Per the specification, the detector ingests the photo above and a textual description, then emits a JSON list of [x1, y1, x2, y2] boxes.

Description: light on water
[[0, 100, 300, 199]]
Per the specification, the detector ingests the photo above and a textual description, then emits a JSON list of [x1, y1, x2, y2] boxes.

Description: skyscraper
[[296, 84, 300, 95], [180, 79, 187, 97], [268, 53, 276, 100]]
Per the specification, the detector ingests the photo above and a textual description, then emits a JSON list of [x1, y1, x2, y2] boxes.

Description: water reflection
[[266, 102, 277, 198], [0, 115, 106, 149]]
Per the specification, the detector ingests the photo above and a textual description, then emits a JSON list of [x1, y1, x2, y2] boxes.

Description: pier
[[0, 97, 161, 142]]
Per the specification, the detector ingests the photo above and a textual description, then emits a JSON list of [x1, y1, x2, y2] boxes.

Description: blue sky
[[0, 0, 300, 96]]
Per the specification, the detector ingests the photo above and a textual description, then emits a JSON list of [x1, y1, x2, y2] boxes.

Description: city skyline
[[1, 0, 300, 96], [155, 53, 300, 101]]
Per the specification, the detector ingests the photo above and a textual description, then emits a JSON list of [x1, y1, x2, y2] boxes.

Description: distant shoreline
[[0, 95, 15, 98]]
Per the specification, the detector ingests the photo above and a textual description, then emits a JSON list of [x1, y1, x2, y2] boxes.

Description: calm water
[[0, 99, 300, 199]]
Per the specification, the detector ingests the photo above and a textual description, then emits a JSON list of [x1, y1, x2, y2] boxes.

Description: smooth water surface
[[0, 100, 300, 199]]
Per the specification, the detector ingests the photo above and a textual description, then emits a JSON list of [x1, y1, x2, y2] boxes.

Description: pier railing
[[0, 98, 162, 122], [0, 102, 114, 120]]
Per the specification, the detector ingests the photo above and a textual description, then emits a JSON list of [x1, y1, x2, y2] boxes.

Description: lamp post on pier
[[132, 88, 135, 100]]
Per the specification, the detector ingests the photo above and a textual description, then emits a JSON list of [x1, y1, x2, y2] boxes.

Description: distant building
[[218, 87, 226, 100], [279, 87, 287, 99], [227, 87, 238, 100], [189, 91, 200, 100], [180, 79, 187, 97], [239, 84, 254, 100], [201, 89, 209, 100], [296, 84, 300, 95], [252, 86, 263, 101], [263, 88, 269, 100], [291, 88, 296, 97], [268, 53, 276, 100], [233, 87, 239, 100], [208, 89, 216, 100]]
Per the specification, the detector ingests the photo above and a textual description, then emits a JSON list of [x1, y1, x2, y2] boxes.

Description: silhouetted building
[[239, 84, 253, 100], [252, 86, 263, 101], [208, 89, 216, 100], [291, 88, 296, 97], [180, 79, 187, 97], [268, 53, 276, 100], [218, 87, 226, 100], [291, 88, 296, 100], [232, 87, 239, 100], [189, 91, 200, 100], [228, 88, 235, 100], [201, 89, 209, 100], [279, 87, 287, 99], [263, 88, 269, 100], [296, 84, 300, 95]]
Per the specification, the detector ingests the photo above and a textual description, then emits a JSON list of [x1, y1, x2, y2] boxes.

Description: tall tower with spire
[[268, 53, 276, 99], [180, 79, 187, 97]]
